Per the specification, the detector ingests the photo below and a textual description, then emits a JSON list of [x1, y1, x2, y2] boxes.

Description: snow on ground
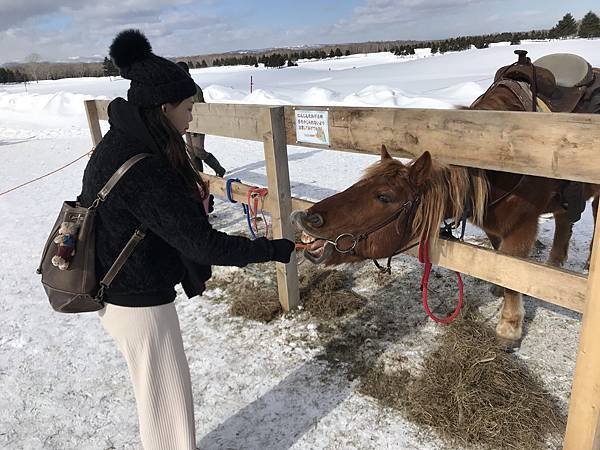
[[1, 38, 599, 449]]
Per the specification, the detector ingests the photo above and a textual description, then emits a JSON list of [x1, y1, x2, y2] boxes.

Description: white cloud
[[0, 0, 234, 61], [338, 0, 489, 31]]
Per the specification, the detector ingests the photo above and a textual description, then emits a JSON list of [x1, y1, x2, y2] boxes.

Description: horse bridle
[[306, 193, 421, 256]]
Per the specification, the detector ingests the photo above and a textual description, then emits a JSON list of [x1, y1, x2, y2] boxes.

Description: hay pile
[[211, 263, 364, 323], [298, 268, 364, 320], [359, 310, 566, 450]]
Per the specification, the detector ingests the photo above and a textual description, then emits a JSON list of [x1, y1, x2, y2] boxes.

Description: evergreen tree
[[550, 13, 578, 38], [329, 49, 335, 58], [102, 57, 119, 77], [579, 11, 600, 38], [345, 50, 351, 56], [334, 47, 342, 57]]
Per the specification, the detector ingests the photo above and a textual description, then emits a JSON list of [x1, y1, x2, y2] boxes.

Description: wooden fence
[[85, 99, 600, 450]]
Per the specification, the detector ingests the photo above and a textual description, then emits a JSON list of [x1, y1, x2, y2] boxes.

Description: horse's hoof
[[495, 320, 523, 350], [489, 284, 504, 297], [496, 336, 520, 352], [547, 255, 565, 267]]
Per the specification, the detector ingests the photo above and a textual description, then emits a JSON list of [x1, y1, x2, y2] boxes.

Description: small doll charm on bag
[[51, 221, 80, 270]]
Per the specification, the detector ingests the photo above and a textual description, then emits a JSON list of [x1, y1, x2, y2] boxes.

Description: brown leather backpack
[[37, 153, 150, 313]]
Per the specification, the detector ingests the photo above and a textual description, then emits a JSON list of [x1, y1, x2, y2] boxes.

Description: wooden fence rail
[[86, 99, 600, 450]]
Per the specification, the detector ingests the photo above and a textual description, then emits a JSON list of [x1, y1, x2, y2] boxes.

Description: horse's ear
[[409, 151, 433, 187], [380, 145, 392, 160]]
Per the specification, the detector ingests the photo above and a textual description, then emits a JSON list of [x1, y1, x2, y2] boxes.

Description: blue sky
[[0, 0, 598, 63]]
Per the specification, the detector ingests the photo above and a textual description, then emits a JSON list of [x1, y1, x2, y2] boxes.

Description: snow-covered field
[[1, 38, 599, 449]]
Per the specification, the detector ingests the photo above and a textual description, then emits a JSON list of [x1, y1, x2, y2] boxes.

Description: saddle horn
[[514, 49, 530, 65]]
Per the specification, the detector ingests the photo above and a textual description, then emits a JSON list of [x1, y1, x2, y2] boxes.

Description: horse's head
[[292, 146, 434, 265]]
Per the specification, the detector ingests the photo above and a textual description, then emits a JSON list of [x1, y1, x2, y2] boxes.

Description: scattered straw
[[359, 309, 566, 450], [299, 268, 365, 320], [209, 263, 364, 323]]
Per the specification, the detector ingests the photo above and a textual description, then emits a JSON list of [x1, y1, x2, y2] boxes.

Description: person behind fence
[[78, 29, 295, 450], [175, 61, 226, 177]]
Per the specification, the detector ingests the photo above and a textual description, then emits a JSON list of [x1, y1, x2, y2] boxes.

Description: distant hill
[[179, 40, 420, 66]]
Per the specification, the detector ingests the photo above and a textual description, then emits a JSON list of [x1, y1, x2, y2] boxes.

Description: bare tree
[[26, 53, 41, 83]]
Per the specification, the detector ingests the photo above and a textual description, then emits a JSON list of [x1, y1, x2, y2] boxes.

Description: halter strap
[[310, 195, 421, 255]]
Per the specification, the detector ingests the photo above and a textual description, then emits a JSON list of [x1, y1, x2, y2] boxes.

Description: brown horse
[[291, 141, 591, 346], [292, 55, 600, 346]]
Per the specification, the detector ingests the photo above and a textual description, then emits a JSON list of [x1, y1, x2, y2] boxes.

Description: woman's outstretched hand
[[270, 239, 295, 263]]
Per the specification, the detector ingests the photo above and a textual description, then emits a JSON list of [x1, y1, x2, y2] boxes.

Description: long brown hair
[[140, 105, 208, 200]]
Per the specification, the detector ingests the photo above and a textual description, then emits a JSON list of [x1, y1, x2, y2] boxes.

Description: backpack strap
[[92, 153, 152, 300], [98, 225, 148, 297], [96, 153, 152, 203]]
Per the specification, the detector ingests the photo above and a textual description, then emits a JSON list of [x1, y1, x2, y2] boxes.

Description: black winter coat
[[78, 98, 278, 307]]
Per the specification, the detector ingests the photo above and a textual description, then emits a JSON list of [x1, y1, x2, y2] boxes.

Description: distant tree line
[[391, 29, 550, 56], [0, 67, 29, 83], [0, 62, 104, 84], [391, 11, 600, 56]]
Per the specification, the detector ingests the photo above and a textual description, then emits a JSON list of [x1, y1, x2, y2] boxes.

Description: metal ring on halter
[[331, 233, 358, 253]]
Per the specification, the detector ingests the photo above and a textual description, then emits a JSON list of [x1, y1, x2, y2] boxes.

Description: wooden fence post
[[261, 106, 300, 311], [564, 216, 600, 450], [84, 100, 103, 146]]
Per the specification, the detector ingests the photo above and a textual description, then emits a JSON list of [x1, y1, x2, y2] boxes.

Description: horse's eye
[[377, 194, 391, 203]]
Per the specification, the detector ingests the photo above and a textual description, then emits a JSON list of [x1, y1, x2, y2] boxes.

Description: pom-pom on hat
[[109, 29, 196, 107]]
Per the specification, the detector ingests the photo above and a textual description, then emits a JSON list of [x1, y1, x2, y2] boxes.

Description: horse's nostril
[[307, 213, 324, 228]]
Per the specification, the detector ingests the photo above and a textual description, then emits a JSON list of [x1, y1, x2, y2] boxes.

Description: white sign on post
[[294, 109, 330, 146]]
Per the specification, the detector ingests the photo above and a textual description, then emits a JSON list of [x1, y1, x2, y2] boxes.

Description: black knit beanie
[[109, 29, 196, 107]]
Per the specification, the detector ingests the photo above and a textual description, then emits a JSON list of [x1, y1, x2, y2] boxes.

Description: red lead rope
[[418, 237, 464, 324]]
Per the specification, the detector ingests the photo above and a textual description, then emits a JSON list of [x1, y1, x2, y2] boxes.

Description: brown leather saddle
[[492, 50, 600, 113], [477, 50, 600, 222]]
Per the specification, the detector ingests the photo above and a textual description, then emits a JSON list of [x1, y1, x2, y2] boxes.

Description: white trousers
[[99, 303, 196, 450]]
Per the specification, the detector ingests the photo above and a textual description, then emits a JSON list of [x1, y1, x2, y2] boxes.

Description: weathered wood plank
[[283, 105, 600, 184], [261, 106, 300, 311], [564, 215, 600, 449], [200, 173, 312, 211], [406, 240, 586, 313], [95, 100, 109, 121], [84, 100, 103, 146], [94, 100, 600, 183], [188, 103, 264, 141]]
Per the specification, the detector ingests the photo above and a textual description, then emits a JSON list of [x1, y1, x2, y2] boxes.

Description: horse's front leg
[[496, 218, 538, 346], [547, 209, 572, 267], [485, 232, 504, 297]]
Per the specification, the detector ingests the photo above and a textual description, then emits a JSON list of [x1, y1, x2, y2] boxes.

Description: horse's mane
[[364, 159, 488, 245]]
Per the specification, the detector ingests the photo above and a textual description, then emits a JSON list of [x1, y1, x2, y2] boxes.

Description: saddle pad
[[534, 53, 593, 88]]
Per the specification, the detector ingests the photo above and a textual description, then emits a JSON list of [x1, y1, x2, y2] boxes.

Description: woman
[[78, 29, 295, 450]]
